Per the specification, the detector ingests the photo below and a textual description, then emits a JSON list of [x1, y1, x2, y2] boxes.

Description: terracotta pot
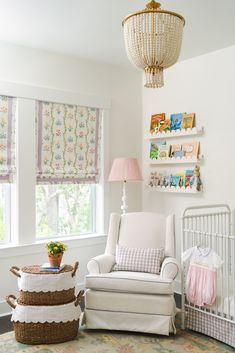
[[48, 252, 63, 267]]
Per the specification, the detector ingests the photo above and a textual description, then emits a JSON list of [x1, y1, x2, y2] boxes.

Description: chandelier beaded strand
[[122, 0, 185, 88]]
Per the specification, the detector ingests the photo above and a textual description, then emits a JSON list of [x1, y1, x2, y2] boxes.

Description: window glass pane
[[0, 184, 10, 243], [36, 184, 95, 238]]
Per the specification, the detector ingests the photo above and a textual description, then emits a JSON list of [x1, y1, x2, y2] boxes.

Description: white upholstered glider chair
[[83, 212, 179, 335]]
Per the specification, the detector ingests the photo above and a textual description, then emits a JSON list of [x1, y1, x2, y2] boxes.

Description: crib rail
[[181, 204, 235, 330]]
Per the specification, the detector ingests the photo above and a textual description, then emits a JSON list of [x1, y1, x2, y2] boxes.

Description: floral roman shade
[[0, 95, 16, 183], [36, 101, 102, 184]]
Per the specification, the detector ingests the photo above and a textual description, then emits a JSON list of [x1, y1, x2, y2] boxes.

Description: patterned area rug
[[0, 325, 233, 353]]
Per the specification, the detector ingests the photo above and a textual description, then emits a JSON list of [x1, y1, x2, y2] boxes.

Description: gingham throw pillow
[[113, 245, 164, 274]]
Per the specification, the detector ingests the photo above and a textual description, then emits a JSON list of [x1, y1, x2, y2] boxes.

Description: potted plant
[[46, 241, 67, 267]]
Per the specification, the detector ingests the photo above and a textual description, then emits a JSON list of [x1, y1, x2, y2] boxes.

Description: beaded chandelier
[[122, 0, 185, 88]]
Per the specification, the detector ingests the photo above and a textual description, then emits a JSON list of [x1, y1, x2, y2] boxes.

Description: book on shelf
[[158, 144, 171, 158], [170, 175, 181, 187], [40, 263, 65, 273], [170, 113, 182, 130], [176, 171, 185, 188], [150, 141, 166, 159], [182, 113, 195, 129], [149, 113, 165, 134], [159, 119, 171, 133], [150, 142, 158, 159], [185, 169, 194, 188], [170, 144, 182, 158], [182, 141, 199, 158]]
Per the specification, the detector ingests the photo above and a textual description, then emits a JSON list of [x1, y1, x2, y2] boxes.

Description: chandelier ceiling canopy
[[122, 0, 185, 88]]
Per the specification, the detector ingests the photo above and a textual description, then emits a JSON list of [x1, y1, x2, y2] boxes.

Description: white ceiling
[[0, 0, 234, 68]]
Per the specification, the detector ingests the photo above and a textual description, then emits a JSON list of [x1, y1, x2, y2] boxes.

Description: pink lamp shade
[[108, 158, 143, 182]]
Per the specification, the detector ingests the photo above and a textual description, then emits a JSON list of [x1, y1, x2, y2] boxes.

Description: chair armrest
[[160, 257, 179, 280], [87, 254, 115, 274]]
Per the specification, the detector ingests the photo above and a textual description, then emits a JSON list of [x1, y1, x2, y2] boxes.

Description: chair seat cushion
[[85, 271, 173, 295], [85, 289, 175, 315]]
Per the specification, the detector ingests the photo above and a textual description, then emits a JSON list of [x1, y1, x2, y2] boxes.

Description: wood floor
[[0, 315, 12, 334]]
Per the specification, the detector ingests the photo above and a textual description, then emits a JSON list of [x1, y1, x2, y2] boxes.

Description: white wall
[[142, 46, 235, 291], [0, 42, 142, 316]]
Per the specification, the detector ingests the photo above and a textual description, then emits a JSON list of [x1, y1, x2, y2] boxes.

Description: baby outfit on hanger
[[182, 246, 223, 307]]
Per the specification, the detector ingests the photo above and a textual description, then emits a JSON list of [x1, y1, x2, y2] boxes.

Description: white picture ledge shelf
[[146, 127, 204, 140], [148, 186, 202, 194], [149, 155, 204, 165]]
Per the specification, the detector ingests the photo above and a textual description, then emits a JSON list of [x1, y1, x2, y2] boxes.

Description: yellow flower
[[54, 246, 58, 250]]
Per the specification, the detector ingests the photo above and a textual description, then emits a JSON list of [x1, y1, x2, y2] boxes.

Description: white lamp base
[[121, 180, 128, 214]]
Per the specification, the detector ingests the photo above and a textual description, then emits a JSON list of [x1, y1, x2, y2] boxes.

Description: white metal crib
[[181, 204, 235, 348]]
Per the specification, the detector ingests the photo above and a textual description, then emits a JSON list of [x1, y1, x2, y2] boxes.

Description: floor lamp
[[108, 158, 142, 214]]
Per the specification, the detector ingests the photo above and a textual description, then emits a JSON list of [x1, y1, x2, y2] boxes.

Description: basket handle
[[10, 266, 21, 278], [71, 261, 79, 277], [6, 295, 17, 309], [74, 290, 84, 307]]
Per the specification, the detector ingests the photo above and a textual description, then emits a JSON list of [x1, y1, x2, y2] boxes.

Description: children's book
[[170, 144, 182, 158], [149, 113, 165, 134], [158, 144, 170, 158], [182, 113, 195, 129], [159, 119, 171, 133], [170, 175, 181, 187], [185, 170, 194, 188], [176, 172, 185, 188], [175, 150, 184, 158], [182, 141, 199, 158], [170, 113, 182, 130], [150, 142, 158, 159], [40, 263, 65, 273], [149, 141, 166, 159], [163, 175, 170, 187]]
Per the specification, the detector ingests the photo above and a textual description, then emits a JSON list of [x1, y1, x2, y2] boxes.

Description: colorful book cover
[[170, 175, 181, 187], [159, 119, 171, 133], [149, 141, 166, 159], [150, 113, 165, 134], [170, 113, 182, 130], [176, 172, 185, 188], [163, 175, 170, 187], [158, 144, 170, 158], [170, 144, 182, 158], [150, 142, 158, 159], [182, 113, 195, 129], [40, 263, 65, 272], [182, 141, 199, 158], [185, 169, 194, 188]]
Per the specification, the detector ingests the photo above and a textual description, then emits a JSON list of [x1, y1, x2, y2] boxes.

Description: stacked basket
[[6, 262, 84, 345]]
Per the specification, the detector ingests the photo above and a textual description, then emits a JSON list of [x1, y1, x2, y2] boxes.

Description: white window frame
[[0, 81, 111, 247], [0, 184, 11, 244]]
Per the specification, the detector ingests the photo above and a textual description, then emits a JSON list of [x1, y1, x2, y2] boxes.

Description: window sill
[[0, 233, 107, 258]]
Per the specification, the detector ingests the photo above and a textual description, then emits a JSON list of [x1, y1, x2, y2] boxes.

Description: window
[[0, 90, 104, 247], [36, 184, 96, 238], [0, 184, 11, 243], [35, 100, 102, 240]]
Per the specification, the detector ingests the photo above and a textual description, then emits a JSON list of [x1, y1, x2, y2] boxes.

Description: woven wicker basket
[[6, 291, 84, 345], [10, 262, 79, 306]]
